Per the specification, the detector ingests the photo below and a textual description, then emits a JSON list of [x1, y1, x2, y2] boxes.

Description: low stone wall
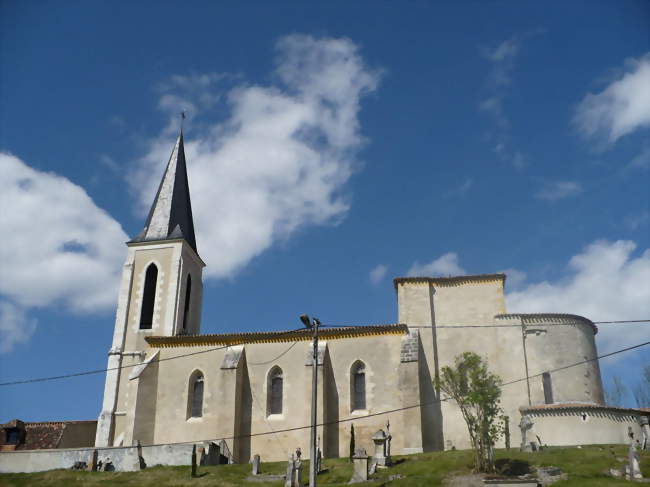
[[520, 405, 647, 447], [0, 442, 195, 473]]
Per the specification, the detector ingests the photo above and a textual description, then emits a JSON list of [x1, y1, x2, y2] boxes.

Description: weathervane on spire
[[180, 110, 186, 131]]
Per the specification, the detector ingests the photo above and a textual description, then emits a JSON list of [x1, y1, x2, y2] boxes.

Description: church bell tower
[[95, 129, 205, 447]]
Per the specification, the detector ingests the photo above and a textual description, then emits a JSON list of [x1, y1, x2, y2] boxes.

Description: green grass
[[1, 445, 648, 486]]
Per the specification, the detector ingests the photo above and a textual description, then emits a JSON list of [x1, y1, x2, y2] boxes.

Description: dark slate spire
[[131, 131, 198, 252]]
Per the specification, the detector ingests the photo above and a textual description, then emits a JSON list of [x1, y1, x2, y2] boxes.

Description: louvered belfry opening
[[139, 264, 158, 329], [352, 361, 366, 411], [268, 367, 283, 415], [182, 274, 192, 331]]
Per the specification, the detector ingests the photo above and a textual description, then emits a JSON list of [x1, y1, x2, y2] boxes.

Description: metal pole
[[521, 323, 531, 406], [309, 319, 319, 487]]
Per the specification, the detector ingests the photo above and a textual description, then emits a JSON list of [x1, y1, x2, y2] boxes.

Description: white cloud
[[629, 146, 650, 169], [444, 178, 473, 198], [408, 252, 466, 277], [132, 35, 380, 278], [0, 153, 128, 315], [479, 36, 529, 168], [624, 211, 650, 231], [0, 153, 128, 352], [507, 240, 650, 354], [574, 53, 650, 143], [0, 301, 37, 354], [535, 181, 583, 201], [500, 268, 527, 290], [369, 264, 388, 285]]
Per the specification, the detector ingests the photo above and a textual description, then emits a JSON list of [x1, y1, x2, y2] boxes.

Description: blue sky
[[0, 0, 648, 421]]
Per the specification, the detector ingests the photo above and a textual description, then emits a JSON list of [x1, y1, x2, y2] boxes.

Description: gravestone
[[316, 435, 322, 474], [629, 442, 643, 480], [206, 442, 220, 465], [198, 446, 206, 466], [252, 454, 261, 475], [293, 458, 303, 487], [371, 429, 391, 467], [136, 440, 146, 470], [349, 448, 369, 483], [284, 454, 295, 487], [519, 415, 534, 452], [87, 449, 98, 471], [639, 416, 650, 451]]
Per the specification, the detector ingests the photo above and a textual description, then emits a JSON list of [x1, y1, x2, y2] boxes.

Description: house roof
[[0, 420, 96, 450], [130, 130, 198, 253], [146, 323, 409, 348]]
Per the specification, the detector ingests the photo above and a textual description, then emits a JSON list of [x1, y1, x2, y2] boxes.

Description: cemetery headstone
[[252, 454, 261, 475], [349, 448, 369, 483]]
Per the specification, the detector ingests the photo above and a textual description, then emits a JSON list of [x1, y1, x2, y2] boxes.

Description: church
[[92, 130, 647, 463]]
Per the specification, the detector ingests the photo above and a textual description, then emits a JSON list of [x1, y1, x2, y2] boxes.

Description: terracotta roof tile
[[393, 274, 505, 289], [146, 323, 408, 348]]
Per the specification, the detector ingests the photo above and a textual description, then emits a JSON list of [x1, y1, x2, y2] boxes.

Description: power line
[[56, 338, 649, 452], [1, 319, 648, 387], [326, 319, 650, 329], [593, 320, 650, 324], [0, 328, 307, 387]]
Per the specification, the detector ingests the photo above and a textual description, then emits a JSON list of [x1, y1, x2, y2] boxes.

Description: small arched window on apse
[[188, 371, 204, 418], [182, 274, 192, 332], [139, 263, 158, 329], [268, 366, 283, 416], [351, 361, 366, 411]]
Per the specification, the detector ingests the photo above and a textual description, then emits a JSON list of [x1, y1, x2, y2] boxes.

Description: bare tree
[[632, 365, 650, 408], [605, 376, 628, 406]]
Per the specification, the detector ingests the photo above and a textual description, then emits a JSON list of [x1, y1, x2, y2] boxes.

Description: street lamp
[[300, 314, 320, 487]]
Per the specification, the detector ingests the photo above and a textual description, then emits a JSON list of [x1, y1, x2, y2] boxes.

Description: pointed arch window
[[268, 366, 283, 415], [189, 371, 204, 418], [182, 274, 192, 332], [351, 361, 366, 411], [139, 264, 158, 329]]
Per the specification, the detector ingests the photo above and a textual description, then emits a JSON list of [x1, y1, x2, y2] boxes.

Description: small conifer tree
[[349, 424, 355, 462]]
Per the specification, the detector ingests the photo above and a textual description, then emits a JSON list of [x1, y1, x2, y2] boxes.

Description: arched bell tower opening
[[139, 263, 158, 330]]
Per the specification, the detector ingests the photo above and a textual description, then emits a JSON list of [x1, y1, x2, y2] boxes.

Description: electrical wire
[[1, 319, 647, 387], [67, 337, 650, 451]]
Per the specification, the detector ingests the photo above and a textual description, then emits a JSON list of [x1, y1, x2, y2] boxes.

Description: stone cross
[[385, 421, 392, 459], [629, 442, 643, 480], [349, 448, 369, 483], [252, 454, 261, 475], [519, 415, 534, 452]]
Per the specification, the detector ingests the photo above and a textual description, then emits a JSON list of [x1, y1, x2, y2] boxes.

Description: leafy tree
[[436, 352, 505, 472], [349, 424, 355, 462]]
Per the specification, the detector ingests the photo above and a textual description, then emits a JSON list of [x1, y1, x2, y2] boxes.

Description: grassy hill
[[1, 444, 648, 486]]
